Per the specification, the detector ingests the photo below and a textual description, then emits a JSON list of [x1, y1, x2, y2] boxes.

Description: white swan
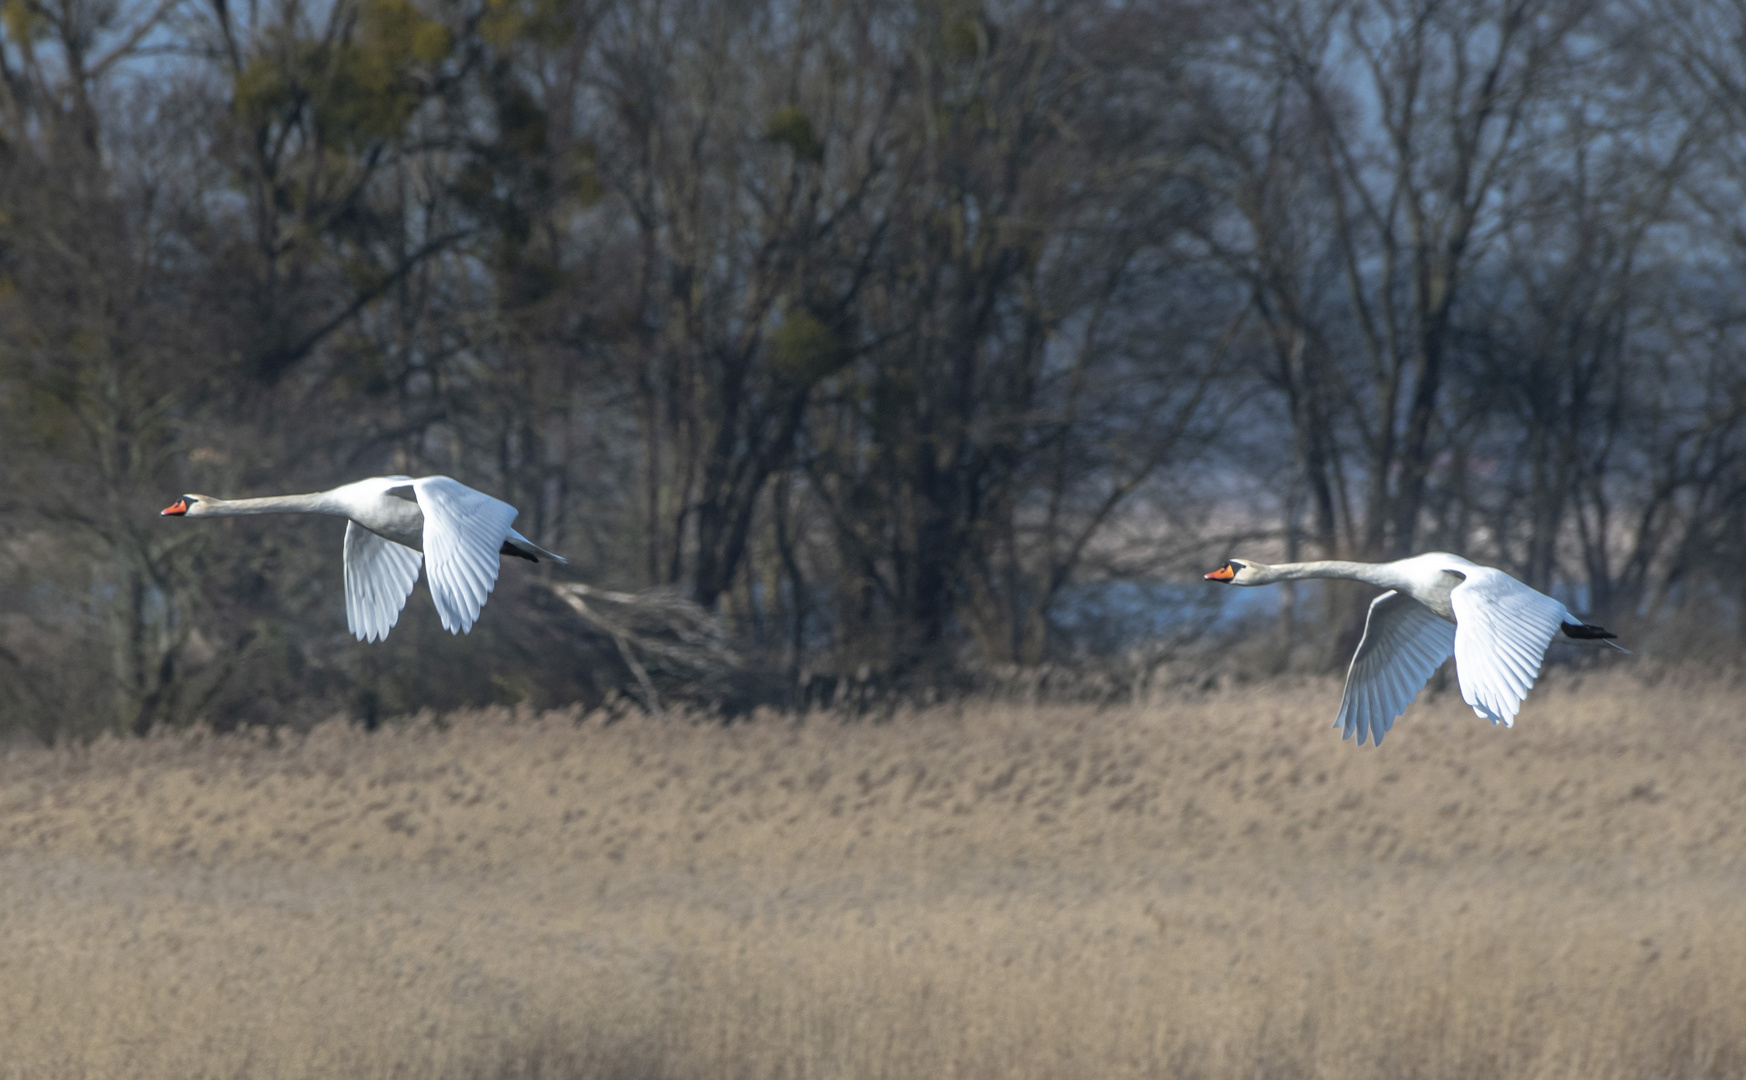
[[1204, 553, 1624, 745], [162, 476, 565, 642]]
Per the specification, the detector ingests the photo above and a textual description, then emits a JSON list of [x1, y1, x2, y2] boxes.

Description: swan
[[161, 476, 565, 642], [1203, 553, 1624, 745]]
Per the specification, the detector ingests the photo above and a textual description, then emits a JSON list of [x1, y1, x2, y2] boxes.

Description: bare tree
[[3, 0, 1744, 738], [1194, 0, 1595, 562], [0, 0, 216, 734]]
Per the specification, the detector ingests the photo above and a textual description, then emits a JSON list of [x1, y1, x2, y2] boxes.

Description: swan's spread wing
[[1449, 569, 1568, 727], [343, 521, 424, 643], [1336, 590, 1457, 747], [411, 476, 519, 634]]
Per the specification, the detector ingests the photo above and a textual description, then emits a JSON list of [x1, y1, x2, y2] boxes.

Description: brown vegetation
[[0, 673, 1741, 1078]]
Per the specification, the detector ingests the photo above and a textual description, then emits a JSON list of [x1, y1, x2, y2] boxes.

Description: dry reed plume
[[0, 672, 1742, 1078]]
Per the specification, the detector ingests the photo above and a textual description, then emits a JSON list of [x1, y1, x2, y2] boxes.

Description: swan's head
[[161, 495, 215, 517], [1204, 558, 1268, 585]]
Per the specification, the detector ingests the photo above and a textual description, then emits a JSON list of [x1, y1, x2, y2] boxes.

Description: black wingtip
[[1561, 621, 1617, 640]]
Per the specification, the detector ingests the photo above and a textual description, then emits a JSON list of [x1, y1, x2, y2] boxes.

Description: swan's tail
[[502, 530, 569, 565], [1561, 621, 1630, 653]]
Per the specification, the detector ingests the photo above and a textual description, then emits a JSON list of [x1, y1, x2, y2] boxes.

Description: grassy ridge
[[0, 673, 1741, 1078]]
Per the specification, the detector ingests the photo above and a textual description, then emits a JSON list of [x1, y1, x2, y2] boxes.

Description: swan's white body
[[162, 476, 565, 642], [1205, 552, 1623, 746]]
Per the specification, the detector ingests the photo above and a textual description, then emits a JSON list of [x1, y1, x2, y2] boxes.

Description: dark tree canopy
[[2, 0, 1743, 737]]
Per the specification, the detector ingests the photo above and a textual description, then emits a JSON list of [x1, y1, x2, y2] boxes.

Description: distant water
[[1050, 579, 1282, 653]]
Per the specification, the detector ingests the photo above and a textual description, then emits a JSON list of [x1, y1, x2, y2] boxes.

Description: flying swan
[[1203, 553, 1624, 745], [162, 476, 565, 642]]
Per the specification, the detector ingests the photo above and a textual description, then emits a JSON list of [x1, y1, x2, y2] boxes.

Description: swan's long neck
[[195, 492, 342, 517], [1249, 560, 1397, 587]]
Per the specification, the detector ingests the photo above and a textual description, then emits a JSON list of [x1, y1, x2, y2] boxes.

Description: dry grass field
[[0, 671, 1742, 1079]]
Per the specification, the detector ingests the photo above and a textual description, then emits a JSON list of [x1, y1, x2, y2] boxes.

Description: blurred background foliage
[[2, 0, 1744, 739]]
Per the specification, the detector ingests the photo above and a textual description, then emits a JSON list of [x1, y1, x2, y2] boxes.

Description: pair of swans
[[1204, 553, 1623, 745], [162, 476, 1623, 745]]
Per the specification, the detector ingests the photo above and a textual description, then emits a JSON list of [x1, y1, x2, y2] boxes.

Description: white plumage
[[1206, 552, 1625, 745], [1337, 591, 1457, 746], [343, 520, 425, 643], [406, 476, 524, 636], [1447, 566, 1572, 727], [163, 475, 565, 642]]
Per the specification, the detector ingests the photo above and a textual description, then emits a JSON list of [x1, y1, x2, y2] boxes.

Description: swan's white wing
[[1336, 590, 1457, 747], [343, 521, 424, 643], [411, 476, 519, 634], [1449, 568, 1569, 727]]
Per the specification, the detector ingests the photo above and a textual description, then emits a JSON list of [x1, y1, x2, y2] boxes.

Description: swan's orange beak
[[1204, 563, 1235, 582], [161, 499, 188, 516]]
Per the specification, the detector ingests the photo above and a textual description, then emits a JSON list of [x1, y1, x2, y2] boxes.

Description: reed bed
[[0, 671, 1741, 1079]]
